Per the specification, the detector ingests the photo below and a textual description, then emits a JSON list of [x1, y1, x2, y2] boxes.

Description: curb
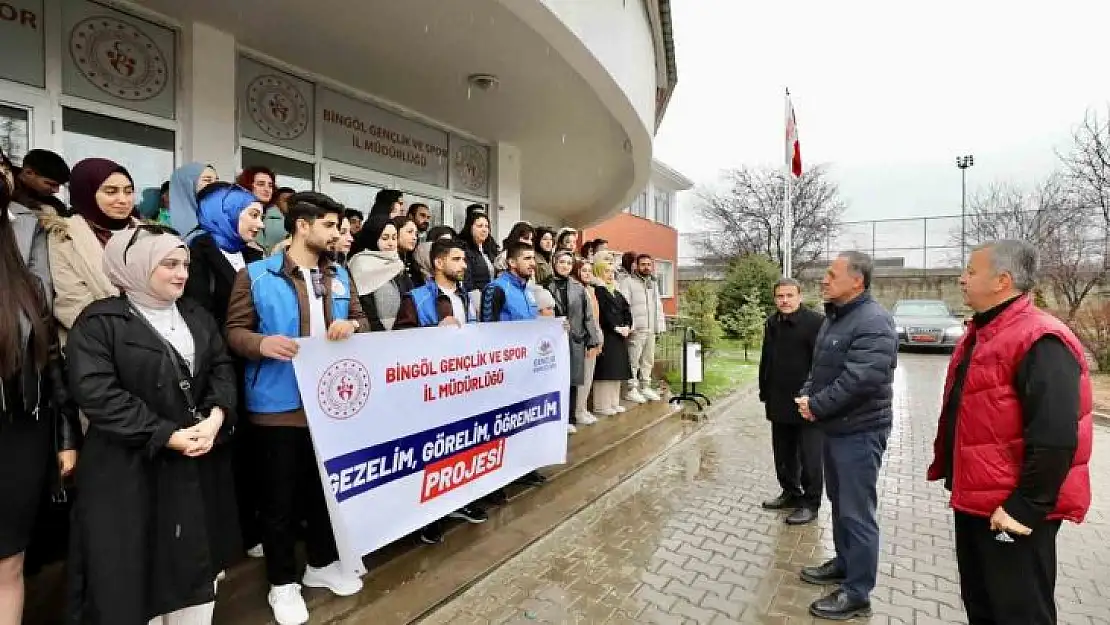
[[1095, 410, 1110, 426]]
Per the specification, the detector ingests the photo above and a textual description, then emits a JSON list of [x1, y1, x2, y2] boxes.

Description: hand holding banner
[[292, 318, 570, 569]]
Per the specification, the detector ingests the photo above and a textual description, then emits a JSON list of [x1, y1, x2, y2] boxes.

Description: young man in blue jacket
[[480, 241, 546, 491], [226, 192, 367, 625], [394, 238, 489, 543]]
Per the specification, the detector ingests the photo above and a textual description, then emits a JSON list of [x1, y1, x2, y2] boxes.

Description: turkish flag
[[786, 96, 802, 177]]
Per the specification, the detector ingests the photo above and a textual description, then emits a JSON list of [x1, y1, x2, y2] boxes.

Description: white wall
[[540, 0, 658, 133], [492, 142, 522, 242]]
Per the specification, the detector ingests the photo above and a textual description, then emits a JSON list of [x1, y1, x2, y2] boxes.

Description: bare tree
[[961, 175, 1105, 320], [692, 164, 845, 275], [1059, 108, 1110, 230]]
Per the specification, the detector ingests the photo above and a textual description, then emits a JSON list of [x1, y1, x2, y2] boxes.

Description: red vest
[[927, 296, 1093, 523]]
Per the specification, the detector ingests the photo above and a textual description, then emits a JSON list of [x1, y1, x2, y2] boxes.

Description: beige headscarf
[[103, 228, 188, 310]]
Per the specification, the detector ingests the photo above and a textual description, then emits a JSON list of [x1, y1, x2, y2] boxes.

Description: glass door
[[0, 102, 31, 162], [0, 86, 51, 165]]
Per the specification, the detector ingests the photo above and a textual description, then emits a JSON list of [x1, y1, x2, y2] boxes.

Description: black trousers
[[569, 386, 578, 425], [255, 426, 340, 585], [770, 422, 824, 508], [954, 511, 1061, 625]]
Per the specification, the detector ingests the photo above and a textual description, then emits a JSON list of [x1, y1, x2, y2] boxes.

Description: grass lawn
[[664, 338, 760, 400]]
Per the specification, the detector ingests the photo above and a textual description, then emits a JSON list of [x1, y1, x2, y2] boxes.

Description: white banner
[[292, 318, 570, 570]]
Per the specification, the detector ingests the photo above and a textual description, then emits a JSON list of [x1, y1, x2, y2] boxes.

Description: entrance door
[[0, 89, 52, 164]]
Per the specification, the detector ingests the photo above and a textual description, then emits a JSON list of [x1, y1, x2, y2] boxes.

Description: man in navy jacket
[[795, 251, 897, 621]]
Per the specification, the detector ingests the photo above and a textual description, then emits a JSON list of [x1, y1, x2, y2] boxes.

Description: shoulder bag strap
[[128, 305, 200, 424]]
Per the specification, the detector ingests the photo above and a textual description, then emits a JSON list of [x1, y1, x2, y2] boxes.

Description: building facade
[[0, 0, 677, 237], [582, 159, 692, 315]]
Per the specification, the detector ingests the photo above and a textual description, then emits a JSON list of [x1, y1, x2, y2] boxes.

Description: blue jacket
[[481, 272, 537, 322], [410, 279, 476, 327], [802, 291, 897, 436], [243, 253, 352, 414]]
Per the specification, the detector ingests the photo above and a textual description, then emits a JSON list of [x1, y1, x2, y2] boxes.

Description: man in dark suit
[[759, 278, 825, 525]]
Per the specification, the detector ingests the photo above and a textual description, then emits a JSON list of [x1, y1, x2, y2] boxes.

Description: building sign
[[0, 0, 45, 87], [61, 1, 176, 119], [319, 87, 448, 188], [238, 56, 315, 155], [449, 135, 490, 198]]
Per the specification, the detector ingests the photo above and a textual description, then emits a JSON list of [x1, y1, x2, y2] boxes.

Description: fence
[[680, 208, 1110, 277]]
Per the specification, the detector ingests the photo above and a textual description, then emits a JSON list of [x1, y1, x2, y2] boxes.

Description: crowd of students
[[0, 145, 669, 625]]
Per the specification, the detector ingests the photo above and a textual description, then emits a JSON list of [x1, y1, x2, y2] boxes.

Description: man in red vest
[[928, 239, 1093, 625]]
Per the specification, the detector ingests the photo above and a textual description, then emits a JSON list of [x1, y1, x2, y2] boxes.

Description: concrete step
[[25, 398, 701, 625]]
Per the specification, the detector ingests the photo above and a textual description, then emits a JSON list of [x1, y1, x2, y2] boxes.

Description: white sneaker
[[613, 404, 628, 413], [577, 412, 598, 425], [624, 389, 648, 404], [302, 561, 363, 597], [595, 408, 617, 417], [567, 423, 578, 434], [268, 584, 309, 625], [247, 544, 265, 558], [641, 388, 662, 402]]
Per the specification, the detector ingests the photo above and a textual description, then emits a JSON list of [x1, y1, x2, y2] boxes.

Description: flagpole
[[783, 88, 794, 278]]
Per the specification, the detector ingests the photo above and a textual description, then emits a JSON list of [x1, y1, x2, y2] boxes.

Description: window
[[654, 189, 674, 227], [62, 108, 175, 210], [655, 259, 674, 298], [241, 148, 315, 192], [0, 104, 30, 163], [628, 191, 647, 217]]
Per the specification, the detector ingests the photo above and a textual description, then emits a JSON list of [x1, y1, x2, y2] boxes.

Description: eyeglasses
[[309, 268, 326, 299], [123, 224, 177, 263]]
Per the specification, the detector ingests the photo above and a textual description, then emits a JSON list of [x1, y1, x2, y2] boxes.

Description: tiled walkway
[[418, 353, 1110, 624]]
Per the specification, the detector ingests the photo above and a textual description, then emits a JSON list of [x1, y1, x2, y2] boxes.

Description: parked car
[[891, 299, 965, 351]]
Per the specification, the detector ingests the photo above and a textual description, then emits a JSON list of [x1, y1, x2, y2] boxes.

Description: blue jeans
[[824, 426, 890, 602]]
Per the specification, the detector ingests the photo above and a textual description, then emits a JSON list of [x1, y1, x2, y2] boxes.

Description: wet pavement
[[417, 353, 1110, 624]]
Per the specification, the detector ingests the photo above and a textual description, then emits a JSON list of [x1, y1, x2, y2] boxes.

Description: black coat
[[758, 307, 824, 424], [65, 296, 240, 624], [802, 292, 898, 436], [593, 286, 633, 381], [463, 244, 497, 293], [183, 233, 263, 327]]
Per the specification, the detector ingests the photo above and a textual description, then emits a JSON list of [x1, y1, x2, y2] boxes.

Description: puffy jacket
[[481, 272, 537, 322], [619, 273, 666, 333], [926, 296, 1093, 523], [802, 291, 897, 436], [410, 279, 476, 326], [242, 253, 352, 414]]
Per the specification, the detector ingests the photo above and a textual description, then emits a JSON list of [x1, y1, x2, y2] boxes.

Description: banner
[[292, 318, 570, 570]]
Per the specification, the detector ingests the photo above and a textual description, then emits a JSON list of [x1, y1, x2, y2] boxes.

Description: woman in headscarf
[[184, 182, 265, 559], [184, 183, 264, 324], [66, 225, 239, 625], [547, 250, 601, 434], [45, 158, 139, 340], [392, 214, 421, 290], [591, 259, 633, 417], [413, 225, 456, 282], [494, 221, 535, 275], [348, 216, 406, 331], [0, 148, 80, 625], [534, 227, 556, 285], [367, 189, 404, 220], [573, 257, 603, 423], [554, 227, 579, 254], [167, 163, 219, 239]]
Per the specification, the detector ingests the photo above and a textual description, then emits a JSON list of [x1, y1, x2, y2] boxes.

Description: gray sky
[[654, 0, 1110, 232]]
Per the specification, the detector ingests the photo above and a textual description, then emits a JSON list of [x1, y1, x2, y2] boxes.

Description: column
[[180, 22, 237, 178], [491, 141, 521, 242]]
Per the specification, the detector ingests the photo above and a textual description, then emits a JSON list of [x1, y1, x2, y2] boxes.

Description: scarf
[[348, 250, 404, 296], [197, 183, 255, 253], [69, 158, 134, 242], [103, 229, 188, 310], [168, 162, 209, 238]]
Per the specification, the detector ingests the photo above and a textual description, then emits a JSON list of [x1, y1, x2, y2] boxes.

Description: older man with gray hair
[[795, 250, 897, 620], [928, 239, 1092, 625]]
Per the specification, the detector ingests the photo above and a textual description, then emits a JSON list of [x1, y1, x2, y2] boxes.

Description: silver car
[[892, 299, 965, 350]]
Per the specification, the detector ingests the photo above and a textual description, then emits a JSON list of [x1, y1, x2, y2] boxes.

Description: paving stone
[[420, 354, 1110, 625]]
